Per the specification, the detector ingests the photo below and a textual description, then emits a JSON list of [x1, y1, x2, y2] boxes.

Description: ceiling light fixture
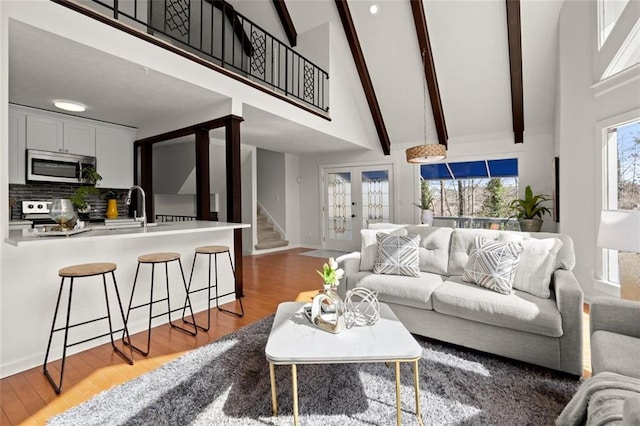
[[54, 100, 86, 112], [369, 4, 379, 15], [406, 49, 446, 163]]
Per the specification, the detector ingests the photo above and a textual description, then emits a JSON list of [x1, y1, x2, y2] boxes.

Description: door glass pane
[[362, 170, 389, 228], [327, 172, 352, 241]]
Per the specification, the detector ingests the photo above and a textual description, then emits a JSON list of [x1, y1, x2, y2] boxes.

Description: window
[[420, 158, 519, 228], [602, 118, 640, 283]]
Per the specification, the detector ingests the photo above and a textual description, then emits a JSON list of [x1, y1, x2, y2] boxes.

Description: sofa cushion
[[504, 231, 576, 271], [346, 271, 443, 310], [432, 276, 563, 337], [591, 330, 640, 379], [360, 228, 408, 271], [448, 229, 503, 276], [373, 233, 421, 277], [462, 237, 524, 295], [500, 235, 564, 298], [404, 225, 453, 275]]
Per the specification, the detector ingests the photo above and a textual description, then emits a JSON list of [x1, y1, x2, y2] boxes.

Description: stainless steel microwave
[[26, 149, 97, 183]]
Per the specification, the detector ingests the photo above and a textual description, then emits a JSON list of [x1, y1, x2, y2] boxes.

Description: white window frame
[[594, 108, 640, 295]]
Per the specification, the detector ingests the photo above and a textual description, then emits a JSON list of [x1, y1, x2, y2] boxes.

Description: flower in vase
[[317, 257, 344, 287]]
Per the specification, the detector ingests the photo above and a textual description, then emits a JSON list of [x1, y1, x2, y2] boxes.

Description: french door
[[322, 164, 393, 252]]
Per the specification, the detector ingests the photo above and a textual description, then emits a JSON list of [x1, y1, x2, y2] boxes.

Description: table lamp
[[597, 210, 640, 300]]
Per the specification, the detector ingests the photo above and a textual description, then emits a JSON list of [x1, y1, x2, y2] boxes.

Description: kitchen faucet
[[125, 185, 147, 227]]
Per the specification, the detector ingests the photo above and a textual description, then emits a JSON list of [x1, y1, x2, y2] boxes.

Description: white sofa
[[337, 225, 584, 376]]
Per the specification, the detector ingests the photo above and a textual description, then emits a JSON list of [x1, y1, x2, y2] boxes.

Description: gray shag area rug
[[48, 316, 580, 425]]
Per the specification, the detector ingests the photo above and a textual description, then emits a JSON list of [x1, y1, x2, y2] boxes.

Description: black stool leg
[[214, 251, 244, 317], [182, 253, 211, 332], [168, 259, 197, 336], [103, 272, 134, 365], [123, 262, 152, 356], [43, 277, 74, 394]]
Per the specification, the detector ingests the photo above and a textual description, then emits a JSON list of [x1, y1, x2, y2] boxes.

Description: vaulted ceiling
[[7, 0, 565, 154]]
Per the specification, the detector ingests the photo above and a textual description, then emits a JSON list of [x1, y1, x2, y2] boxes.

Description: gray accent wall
[[257, 148, 286, 232]]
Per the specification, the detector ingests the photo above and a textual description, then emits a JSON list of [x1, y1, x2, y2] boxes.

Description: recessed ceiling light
[[54, 100, 86, 112], [369, 4, 379, 15]]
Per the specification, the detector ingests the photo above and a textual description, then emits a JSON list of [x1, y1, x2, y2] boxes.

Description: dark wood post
[[139, 143, 154, 221], [226, 116, 244, 297], [195, 128, 211, 220]]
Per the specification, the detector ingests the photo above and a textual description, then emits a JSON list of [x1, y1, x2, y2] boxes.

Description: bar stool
[[43, 262, 134, 394], [123, 252, 197, 356], [182, 245, 244, 331]]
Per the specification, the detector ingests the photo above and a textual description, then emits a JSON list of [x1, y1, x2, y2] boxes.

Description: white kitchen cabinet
[[63, 122, 96, 156], [25, 111, 96, 156], [26, 114, 63, 152], [8, 110, 26, 184], [95, 126, 135, 189]]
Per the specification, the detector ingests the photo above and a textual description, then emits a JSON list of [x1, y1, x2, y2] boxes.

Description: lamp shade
[[406, 144, 446, 163], [597, 210, 640, 252]]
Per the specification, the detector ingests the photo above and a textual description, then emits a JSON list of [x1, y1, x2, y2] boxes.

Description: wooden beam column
[[138, 143, 154, 221], [506, 0, 524, 143], [195, 128, 211, 220], [335, 0, 391, 155], [410, 0, 448, 148], [272, 0, 297, 46], [226, 116, 245, 297]]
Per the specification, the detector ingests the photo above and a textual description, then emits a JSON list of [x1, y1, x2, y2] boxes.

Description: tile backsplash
[[9, 183, 129, 220]]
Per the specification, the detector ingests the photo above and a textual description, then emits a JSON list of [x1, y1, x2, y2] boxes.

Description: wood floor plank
[[0, 248, 592, 425]]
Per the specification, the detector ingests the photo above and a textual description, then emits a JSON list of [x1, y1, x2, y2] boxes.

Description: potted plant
[[414, 180, 434, 225], [508, 185, 551, 232], [70, 167, 102, 216]]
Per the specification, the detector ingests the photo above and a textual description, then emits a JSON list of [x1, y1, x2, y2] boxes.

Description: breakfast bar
[[1, 221, 249, 378]]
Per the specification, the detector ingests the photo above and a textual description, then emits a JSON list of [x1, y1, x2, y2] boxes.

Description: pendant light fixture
[[406, 49, 446, 163]]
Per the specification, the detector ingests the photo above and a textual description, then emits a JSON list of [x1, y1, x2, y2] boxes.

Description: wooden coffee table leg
[[269, 362, 278, 416], [414, 359, 424, 426], [395, 361, 401, 426], [292, 364, 299, 426]]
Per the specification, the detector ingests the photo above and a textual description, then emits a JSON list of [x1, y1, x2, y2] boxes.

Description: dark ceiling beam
[[335, 0, 391, 155], [272, 0, 297, 47], [506, 0, 524, 143], [410, 0, 448, 149]]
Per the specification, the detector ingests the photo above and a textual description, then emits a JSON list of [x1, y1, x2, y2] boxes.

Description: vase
[[106, 199, 119, 219], [310, 284, 345, 334], [421, 209, 434, 226]]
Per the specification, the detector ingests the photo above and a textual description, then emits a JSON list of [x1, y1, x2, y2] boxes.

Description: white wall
[[257, 148, 286, 231], [285, 153, 301, 246], [555, 0, 640, 300], [297, 129, 556, 248]]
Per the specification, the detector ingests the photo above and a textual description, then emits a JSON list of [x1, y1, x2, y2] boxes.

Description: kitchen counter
[[5, 220, 249, 246], [1, 220, 250, 378]]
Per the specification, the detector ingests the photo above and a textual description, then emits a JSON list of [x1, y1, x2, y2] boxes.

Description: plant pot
[[421, 209, 434, 226], [518, 218, 543, 232]]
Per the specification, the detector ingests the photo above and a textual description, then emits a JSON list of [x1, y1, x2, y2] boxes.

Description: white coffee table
[[265, 301, 423, 426]]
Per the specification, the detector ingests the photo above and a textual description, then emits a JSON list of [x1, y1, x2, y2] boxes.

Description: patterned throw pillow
[[462, 237, 524, 294], [373, 233, 421, 277]]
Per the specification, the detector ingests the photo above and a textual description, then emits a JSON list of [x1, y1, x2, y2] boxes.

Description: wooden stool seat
[[44, 262, 133, 394], [195, 245, 230, 255], [137, 252, 180, 263], [59, 262, 117, 277]]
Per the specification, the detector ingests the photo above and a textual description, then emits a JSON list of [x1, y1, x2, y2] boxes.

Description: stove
[[22, 200, 55, 225]]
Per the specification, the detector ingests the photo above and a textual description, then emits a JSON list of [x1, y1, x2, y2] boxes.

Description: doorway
[[322, 164, 394, 252]]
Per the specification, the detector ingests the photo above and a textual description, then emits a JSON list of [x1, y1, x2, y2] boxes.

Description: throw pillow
[[511, 238, 564, 298], [462, 237, 524, 295], [360, 227, 408, 271], [373, 233, 421, 277]]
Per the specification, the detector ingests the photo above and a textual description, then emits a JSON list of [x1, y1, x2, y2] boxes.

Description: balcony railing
[[83, 0, 329, 112]]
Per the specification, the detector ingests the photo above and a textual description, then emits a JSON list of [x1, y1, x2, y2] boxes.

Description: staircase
[[255, 207, 289, 250]]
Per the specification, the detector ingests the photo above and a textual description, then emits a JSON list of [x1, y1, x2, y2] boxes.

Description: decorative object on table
[[405, 48, 447, 164], [508, 185, 551, 232], [49, 198, 75, 230], [70, 166, 103, 217], [311, 258, 345, 333], [104, 191, 119, 219], [597, 210, 640, 300], [344, 287, 380, 328], [414, 180, 434, 225]]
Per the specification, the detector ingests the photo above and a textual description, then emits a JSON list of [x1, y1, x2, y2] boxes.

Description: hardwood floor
[[1, 248, 326, 426], [0, 248, 592, 425]]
